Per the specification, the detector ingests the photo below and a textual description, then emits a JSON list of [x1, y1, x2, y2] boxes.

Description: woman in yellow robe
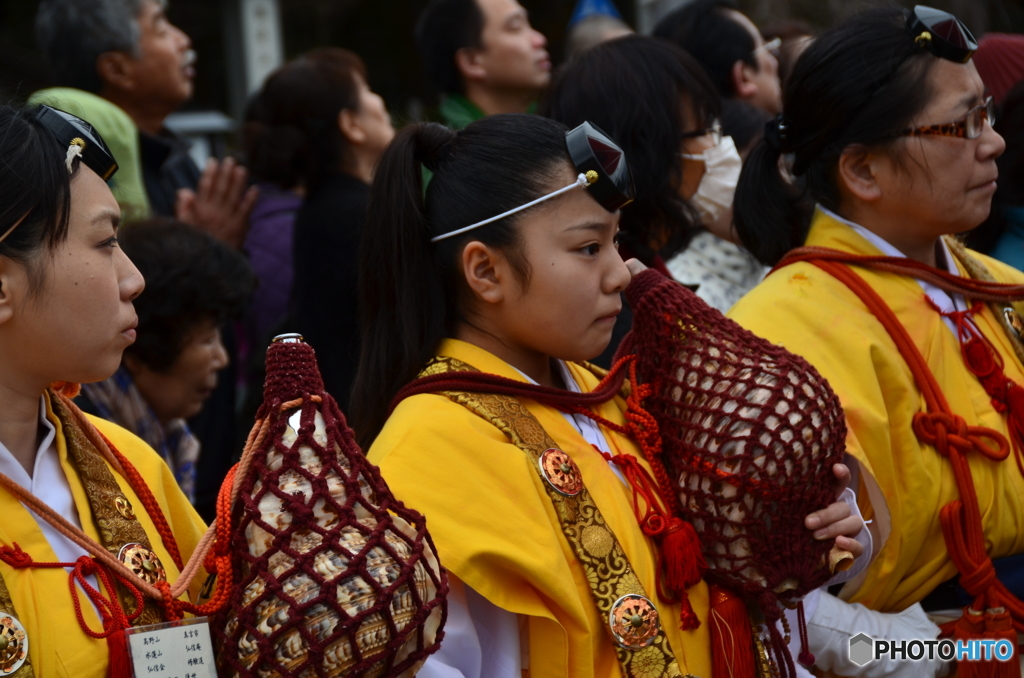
[[0, 104, 206, 677], [727, 6, 1019, 676], [351, 114, 864, 677]]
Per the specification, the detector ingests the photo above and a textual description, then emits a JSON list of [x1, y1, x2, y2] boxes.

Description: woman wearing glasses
[[731, 6, 1021, 675]]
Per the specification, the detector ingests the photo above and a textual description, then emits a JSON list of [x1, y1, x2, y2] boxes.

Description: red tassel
[[662, 517, 707, 593], [796, 600, 815, 668], [106, 627, 133, 678], [662, 517, 708, 631], [709, 585, 757, 678]]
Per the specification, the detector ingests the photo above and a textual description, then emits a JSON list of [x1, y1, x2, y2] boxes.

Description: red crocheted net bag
[[213, 338, 447, 677], [618, 270, 848, 650]]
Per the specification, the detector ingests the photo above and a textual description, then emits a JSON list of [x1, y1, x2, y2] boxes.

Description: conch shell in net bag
[[619, 270, 852, 604], [214, 335, 447, 678]]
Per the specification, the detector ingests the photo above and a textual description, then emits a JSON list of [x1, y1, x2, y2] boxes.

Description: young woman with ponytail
[[729, 6, 1024, 676], [351, 113, 863, 677]]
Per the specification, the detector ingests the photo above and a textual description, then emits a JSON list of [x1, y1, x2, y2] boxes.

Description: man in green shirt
[[416, 0, 552, 128]]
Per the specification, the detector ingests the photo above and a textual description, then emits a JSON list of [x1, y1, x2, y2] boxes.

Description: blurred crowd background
[[7, 0, 1024, 525], [4, 0, 1023, 155]]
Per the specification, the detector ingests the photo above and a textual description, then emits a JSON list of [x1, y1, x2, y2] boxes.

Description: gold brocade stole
[[0, 397, 169, 677], [418, 357, 690, 678], [50, 396, 167, 627]]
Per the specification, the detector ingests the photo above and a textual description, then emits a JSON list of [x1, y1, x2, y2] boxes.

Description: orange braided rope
[[0, 393, 317, 620], [797, 258, 1024, 633]]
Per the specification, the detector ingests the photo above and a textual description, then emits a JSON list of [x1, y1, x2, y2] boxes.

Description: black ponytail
[[734, 8, 939, 266], [351, 114, 571, 447]]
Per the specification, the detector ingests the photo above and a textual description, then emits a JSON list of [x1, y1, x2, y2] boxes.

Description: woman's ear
[[836, 144, 884, 203], [338, 108, 367, 146], [0, 259, 24, 326], [462, 241, 507, 305]]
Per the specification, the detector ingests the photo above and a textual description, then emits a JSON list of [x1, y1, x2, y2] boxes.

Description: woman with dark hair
[[543, 36, 760, 325], [77, 218, 255, 506], [0, 105, 207, 673], [729, 7, 1024, 675], [238, 91, 303, 350], [250, 47, 394, 409], [350, 112, 862, 677]]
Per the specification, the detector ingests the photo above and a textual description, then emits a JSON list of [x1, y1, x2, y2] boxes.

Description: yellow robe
[[0, 395, 208, 678], [728, 210, 1024, 613], [367, 339, 713, 678]]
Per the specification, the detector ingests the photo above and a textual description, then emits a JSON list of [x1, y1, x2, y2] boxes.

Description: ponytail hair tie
[[763, 114, 789, 153]]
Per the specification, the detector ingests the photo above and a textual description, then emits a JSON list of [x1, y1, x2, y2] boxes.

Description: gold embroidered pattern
[[420, 357, 685, 678], [51, 396, 166, 627]]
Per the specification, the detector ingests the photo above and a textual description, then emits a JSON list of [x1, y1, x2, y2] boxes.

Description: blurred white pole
[[239, 0, 284, 95]]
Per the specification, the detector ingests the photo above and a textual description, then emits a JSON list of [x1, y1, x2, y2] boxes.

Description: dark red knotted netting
[[618, 269, 848, 676], [213, 338, 447, 677]]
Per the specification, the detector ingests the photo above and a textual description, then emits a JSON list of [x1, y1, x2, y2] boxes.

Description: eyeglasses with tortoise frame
[[893, 96, 995, 141]]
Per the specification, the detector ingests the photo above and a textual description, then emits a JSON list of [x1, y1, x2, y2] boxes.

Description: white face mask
[[680, 135, 742, 222]]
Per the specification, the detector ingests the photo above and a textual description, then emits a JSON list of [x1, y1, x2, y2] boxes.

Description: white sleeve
[[805, 591, 948, 677], [416, 574, 524, 678]]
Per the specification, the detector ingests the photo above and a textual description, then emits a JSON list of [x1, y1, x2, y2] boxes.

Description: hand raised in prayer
[[175, 156, 259, 249]]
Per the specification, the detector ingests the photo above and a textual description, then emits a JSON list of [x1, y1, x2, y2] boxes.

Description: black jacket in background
[[288, 172, 370, 413], [139, 128, 201, 218]]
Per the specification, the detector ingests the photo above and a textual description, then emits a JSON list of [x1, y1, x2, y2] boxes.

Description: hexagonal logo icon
[[849, 633, 874, 666]]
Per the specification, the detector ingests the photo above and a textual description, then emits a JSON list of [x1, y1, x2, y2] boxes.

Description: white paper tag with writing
[[125, 616, 219, 678]]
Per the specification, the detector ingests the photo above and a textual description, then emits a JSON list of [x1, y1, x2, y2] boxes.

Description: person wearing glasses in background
[[729, 7, 1024, 676], [543, 36, 762, 331]]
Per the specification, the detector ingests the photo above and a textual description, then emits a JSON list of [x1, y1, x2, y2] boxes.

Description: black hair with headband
[[735, 6, 974, 266], [0, 105, 118, 288], [353, 113, 627, 447]]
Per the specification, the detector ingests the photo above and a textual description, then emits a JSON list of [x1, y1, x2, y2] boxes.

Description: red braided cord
[[803, 258, 1024, 631], [389, 355, 632, 416], [924, 299, 1024, 479], [776, 247, 1024, 302], [0, 545, 139, 638]]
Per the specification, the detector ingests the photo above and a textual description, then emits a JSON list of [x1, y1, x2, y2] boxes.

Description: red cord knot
[[643, 513, 667, 536], [912, 412, 1009, 461], [0, 544, 33, 568], [155, 580, 184, 621], [958, 558, 998, 598]]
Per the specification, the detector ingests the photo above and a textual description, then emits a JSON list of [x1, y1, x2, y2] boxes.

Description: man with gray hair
[[34, 0, 256, 246]]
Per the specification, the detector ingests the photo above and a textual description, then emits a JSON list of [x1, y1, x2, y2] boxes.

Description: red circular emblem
[[538, 448, 583, 496], [118, 542, 167, 585], [609, 594, 660, 650]]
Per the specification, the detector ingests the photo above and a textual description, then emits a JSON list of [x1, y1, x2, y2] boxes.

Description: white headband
[[430, 171, 598, 244]]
